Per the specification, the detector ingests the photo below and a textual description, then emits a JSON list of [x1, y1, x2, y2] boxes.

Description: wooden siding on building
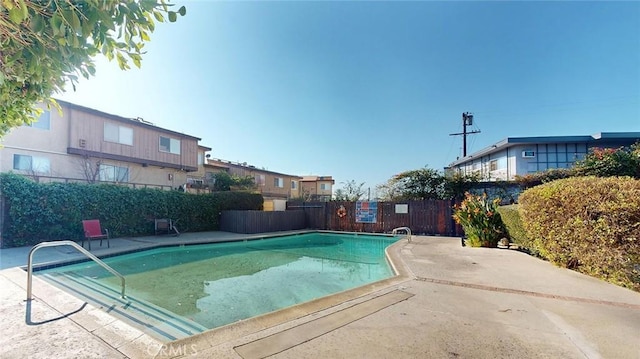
[[66, 105, 199, 171]]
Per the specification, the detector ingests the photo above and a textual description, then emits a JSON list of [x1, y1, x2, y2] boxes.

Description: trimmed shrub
[[573, 146, 640, 179], [0, 173, 263, 248], [453, 193, 507, 247], [519, 176, 640, 291], [496, 205, 534, 253], [514, 168, 574, 189]]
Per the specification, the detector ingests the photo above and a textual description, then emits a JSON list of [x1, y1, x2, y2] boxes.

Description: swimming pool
[[37, 232, 398, 336]]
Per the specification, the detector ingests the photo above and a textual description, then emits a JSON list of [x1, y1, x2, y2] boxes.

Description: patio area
[[1, 231, 639, 358]]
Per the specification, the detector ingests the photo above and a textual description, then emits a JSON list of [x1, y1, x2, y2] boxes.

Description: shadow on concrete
[[25, 299, 87, 325]]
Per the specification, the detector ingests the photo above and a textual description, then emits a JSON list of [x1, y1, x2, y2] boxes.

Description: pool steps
[[38, 271, 207, 342]]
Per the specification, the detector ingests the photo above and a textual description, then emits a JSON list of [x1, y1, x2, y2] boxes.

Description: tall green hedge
[[519, 176, 640, 291], [496, 205, 535, 254], [0, 173, 263, 248]]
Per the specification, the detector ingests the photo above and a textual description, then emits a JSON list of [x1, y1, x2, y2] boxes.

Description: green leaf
[[153, 11, 164, 22], [8, 7, 24, 24], [31, 14, 44, 32], [178, 6, 186, 16], [2, 0, 14, 10], [140, 30, 150, 41], [71, 11, 82, 33], [132, 55, 141, 68], [18, 0, 28, 18], [168, 11, 177, 23]]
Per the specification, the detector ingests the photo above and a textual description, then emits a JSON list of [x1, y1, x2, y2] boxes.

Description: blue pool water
[[38, 232, 397, 329]]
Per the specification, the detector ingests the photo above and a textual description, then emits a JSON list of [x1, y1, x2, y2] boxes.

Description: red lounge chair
[[82, 219, 110, 250]]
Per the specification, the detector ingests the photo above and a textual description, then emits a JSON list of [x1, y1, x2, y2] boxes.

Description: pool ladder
[[392, 227, 412, 243], [26, 240, 126, 301]]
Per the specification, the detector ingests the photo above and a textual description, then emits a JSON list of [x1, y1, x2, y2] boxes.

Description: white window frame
[[320, 183, 329, 190], [13, 154, 50, 174], [99, 164, 129, 182], [255, 174, 265, 186], [291, 180, 298, 189], [522, 150, 536, 158], [489, 160, 498, 172], [274, 177, 284, 188], [159, 136, 181, 155], [104, 122, 133, 145]]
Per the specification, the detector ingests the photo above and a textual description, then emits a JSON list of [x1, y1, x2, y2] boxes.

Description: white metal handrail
[[392, 227, 412, 243], [26, 240, 126, 300]]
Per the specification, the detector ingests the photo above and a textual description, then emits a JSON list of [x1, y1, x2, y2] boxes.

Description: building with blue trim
[[445, 132, 640, 181]]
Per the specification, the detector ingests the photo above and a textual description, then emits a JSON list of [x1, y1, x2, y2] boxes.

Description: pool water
[[38, 232, 397, 329]]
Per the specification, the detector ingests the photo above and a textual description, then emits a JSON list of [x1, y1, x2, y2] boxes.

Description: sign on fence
[[395, 204, 408, 214], [355, 201, 377, 223]]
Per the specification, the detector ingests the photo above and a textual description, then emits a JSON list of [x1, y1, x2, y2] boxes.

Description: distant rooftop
[[448, 132, 640, 167]]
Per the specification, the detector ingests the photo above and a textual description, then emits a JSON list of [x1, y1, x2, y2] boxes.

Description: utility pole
[[449, 112, 481, 157]]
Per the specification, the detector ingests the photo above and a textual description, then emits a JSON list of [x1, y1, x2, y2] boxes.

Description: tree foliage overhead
[[211, 171, 255, 192], [377, 166, 479, 201], [334, 180, 366, 201], [0, 0, 185, 138]]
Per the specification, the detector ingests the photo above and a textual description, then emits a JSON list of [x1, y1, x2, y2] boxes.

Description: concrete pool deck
[[1, 231, 639, 358]]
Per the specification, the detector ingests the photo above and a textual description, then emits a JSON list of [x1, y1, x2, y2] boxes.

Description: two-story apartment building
[[0, 100, 205, 189], [300, 175, 335, 201], [446, 132, 640, 181], [205, 158, 301, 202], [1, 100, 337, 208]]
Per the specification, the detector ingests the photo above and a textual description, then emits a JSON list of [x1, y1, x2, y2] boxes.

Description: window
[[13, 154, 50, 174], [104, 123, 133, 145], [274, 177, 284, 188], [255, 174, 265, 186], [187, 177, 204, 185], [27, 111, 50, 130], [522, 150, 535, 158], [159, 136, 180, 154], [99, 164, 129, 182], [291, 180, 298, 189], [489, 160, 498, 171], [320, 183, 329, 190], [198, 153, 204, 165]]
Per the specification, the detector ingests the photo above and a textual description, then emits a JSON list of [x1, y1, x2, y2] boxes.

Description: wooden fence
[[219, 200, 463, 236], [220, 210, 305, 234], [287, 200, 463, 236]]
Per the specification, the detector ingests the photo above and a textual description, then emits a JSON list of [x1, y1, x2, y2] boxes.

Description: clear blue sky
[[59, 1, 640, 195]]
